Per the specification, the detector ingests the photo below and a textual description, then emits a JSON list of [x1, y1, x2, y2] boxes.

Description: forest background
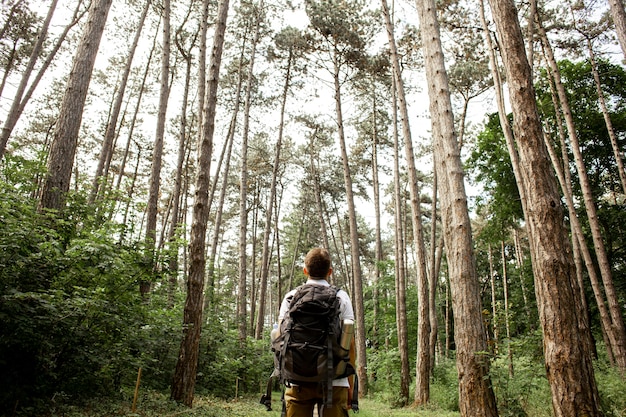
[[1, 0, 626, 416]]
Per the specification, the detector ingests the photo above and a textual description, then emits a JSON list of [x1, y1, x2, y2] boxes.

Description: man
[[278, 247, 355, 417]]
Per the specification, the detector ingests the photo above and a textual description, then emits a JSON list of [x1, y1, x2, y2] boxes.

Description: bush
[[430, 357, 459, 412], [196, 325, 274, 398], [0, 180, 181, 414], [596, 360, 626, 417]]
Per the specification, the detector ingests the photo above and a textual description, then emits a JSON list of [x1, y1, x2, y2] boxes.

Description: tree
[[381, 0, 431, 404], [487, 0, 602, 414], [237, 0, 265, 344], [537, 15, 626, 373], [143, 0, 172, 294], [607, 0, 626, 60], [254, 25, 306, 339], [415, 0, 498, 414], [0, 0, 73, 160], [204, 47, 247, 318], [39, 0, 113, 212], [170, 0, 230, 406], [90, 0, 151, 203], [166, 2, 199, 306], [305, 0, 373, 394], [391, 74, 411, 404], [0, 0, 40, 101]]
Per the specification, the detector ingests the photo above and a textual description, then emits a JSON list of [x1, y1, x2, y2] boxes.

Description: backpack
[[271, 284, 355, 406]]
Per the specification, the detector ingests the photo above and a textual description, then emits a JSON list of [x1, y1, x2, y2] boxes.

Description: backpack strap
[[325, 333, 334, 408], [278, 320, 293, 384], [325, 286, 340, 409]]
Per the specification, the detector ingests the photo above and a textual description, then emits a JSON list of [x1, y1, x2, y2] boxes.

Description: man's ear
[[303, 267, 309, 276], [327, 267, 333, 277]]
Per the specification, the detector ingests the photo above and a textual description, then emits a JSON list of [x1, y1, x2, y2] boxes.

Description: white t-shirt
[[278, 278, 355, 388]]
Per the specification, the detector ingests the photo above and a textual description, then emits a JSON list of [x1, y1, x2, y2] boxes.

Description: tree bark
[[488, 245, 498, 353], [203, 40, 246, 318], [166, 11, 197, 307], [428, 168, 440, 374], [238, 0, 262, 343], [501, 240, 514, 377], [608, 0, 626, 60], [90, 0, 151, 202], [381, 0, 431, 403], [0, 0, 60, 159], [39, 0, 113, 212], [538, 16, 626, 373], [331, 52, 368, 397], [416, 0, 498, 414], [256, 0, 289, 339], [145, 0, 171, 258], [585, 37, 626, 195], [488, 0, 601, 414], [391, 72, 410, 405], [114, 24, 157, 195], [170, 0, 230, 406]]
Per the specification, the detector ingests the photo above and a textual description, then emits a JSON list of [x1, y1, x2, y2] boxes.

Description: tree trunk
[[114, 26, 157, 196], [543, 127, 614, 365], [90, 0, 151, 202], [416, 0, 498, 414], [488, 245, 498, 353], [391, 74, 410, 405], [145, 0, 171, 262], [538, 16, 626, 373], [330, 53, 367, 395], [170, 0, 230, 406], [501, 240, 514, 377], [203, 42, 246, 318], [481, 0, 538, 341], [0, 0, 59, 159], [512, 229, 531, 323], [488, 0, 601, 414], [257, 0, 288, 340], [585, 37, 626, 195], [428, 168, 440, 373], [238, 0, 262, 343], [166, 15, 196, 307], [250, 202, 259, 335], [608, 0, 626, 60], [381, 0, 431, 403], [371, 90, 382, 350], [311, 155, 330, 249], [39, 0, 113, 212]]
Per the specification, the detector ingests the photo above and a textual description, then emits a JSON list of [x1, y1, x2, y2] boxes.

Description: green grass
[[45, 390, 461, 417]]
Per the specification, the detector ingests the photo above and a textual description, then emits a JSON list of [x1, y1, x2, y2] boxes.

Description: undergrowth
[[40, 390, 460, 417]]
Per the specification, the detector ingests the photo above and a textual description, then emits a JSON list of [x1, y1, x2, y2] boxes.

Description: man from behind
[[276, 247, 356, 417]]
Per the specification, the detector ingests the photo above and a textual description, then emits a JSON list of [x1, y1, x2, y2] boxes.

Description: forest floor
[[46, 391, 461, 417]]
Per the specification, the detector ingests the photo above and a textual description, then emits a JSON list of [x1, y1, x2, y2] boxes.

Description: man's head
[[303, 247, 332, 279]]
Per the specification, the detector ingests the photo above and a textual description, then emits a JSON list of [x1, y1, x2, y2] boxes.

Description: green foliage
[[490, 352, 551, 417], [367, 348, 405, 400], [0, 167, 182, 414], [466, 111, 524, 229], [430, 358, 460, 412], [196, 325, 274, 398], [596, 359, 626, 417], [534, 58, 626, 332]]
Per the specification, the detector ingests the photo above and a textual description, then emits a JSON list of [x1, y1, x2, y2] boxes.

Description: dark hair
[[304, 248, 331, 278]]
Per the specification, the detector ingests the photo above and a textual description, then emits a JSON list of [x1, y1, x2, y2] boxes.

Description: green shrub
[[367, 348, 404, 393], [195, 325, 274, 398], [430, 357, 459, 412], [596, 360, 626, 417]]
